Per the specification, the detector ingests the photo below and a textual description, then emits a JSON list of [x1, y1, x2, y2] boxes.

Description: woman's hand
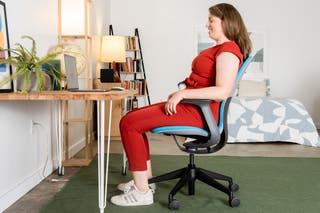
[[165, 90, 185, 115]]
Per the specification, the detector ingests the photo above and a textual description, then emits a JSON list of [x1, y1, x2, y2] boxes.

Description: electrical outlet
[[30, 120, 43, 134]]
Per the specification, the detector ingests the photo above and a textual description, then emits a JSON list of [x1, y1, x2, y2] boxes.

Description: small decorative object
[[132, 96, 138, 109], [42, 60, 63, 90], [0, 0, 13, 92], [48, 42, 87, 75], [0, 35, 62, 93]]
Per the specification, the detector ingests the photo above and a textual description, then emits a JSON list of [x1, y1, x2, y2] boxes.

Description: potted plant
[[0, 35, 63, 93]]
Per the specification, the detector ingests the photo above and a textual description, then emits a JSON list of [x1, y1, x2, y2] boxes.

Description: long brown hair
[[209, 3, 252, 59]]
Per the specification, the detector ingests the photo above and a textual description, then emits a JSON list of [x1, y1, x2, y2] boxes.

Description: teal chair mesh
[[149, 56, 253, 210]]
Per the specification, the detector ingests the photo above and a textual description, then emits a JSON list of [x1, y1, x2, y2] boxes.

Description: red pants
[[120, 101, 219, 171]]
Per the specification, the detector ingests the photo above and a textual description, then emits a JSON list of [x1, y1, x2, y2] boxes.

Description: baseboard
[[1, 138, 87, 212], [67, 137, 87, 159], [0, 161, 53, 212]]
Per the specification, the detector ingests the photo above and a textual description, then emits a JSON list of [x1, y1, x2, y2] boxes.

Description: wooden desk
[[0, 90, 131, 101], [0, 90, 133, 213]]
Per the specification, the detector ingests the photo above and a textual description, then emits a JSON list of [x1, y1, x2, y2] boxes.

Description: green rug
[[40, 154, 320, 213]]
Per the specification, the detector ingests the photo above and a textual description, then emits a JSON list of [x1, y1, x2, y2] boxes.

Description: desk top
[[0, 90, 134, 101]]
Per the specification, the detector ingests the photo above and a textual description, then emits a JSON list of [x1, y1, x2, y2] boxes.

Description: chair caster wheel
[[230, 183, 239, 192], [57, 166, 64, 176], [168, 199, 180, 210], [229, 197, 240, 207]]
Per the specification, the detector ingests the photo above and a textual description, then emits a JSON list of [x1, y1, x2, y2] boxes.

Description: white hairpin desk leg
[[57, 100, 64, 176], [98, 100, 113, 213]]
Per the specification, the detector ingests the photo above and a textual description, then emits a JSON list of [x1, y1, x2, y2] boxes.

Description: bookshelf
[[118, 28, 150, 110], [57, 0, 94, 173]]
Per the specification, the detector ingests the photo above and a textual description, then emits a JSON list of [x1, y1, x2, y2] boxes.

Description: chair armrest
[[181, 99, 220, 145], [181, 99, 213, 105]]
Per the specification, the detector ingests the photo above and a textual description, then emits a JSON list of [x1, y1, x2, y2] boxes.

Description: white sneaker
[[117, 180, 156, 193], [111, 184, 154, 206]]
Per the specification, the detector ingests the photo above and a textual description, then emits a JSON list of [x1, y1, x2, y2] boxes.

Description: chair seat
[[151, 126, 209, 137]]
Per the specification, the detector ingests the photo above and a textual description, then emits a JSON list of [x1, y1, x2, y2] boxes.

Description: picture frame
[[194, 26, 268, 80], [243, 29, 268, 80], [0, 0, 13, 93]]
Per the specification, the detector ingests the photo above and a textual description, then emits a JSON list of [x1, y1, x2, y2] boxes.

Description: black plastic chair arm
[[181, 99, 220, 146]]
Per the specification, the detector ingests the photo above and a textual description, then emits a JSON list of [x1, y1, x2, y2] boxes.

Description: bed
[[227, 97, 320, 147]]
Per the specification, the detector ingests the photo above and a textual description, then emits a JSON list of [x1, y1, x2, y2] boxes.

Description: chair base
[[148, 154, 240, 210]]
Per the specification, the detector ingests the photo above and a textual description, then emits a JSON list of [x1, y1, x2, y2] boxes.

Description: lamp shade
[[100, 36, 126, 63], [60, 0, 87, 35]]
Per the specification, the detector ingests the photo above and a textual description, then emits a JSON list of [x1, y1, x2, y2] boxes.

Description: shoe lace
[[123, 181, 134, 193]]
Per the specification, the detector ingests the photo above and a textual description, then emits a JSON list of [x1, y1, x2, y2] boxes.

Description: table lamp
[[100, 35, 126, 82]]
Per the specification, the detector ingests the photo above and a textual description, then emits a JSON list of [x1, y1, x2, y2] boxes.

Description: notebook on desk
[[64, 54, 110, 92]]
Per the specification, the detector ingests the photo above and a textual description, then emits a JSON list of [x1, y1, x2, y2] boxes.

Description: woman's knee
[[119, 112, 135, 130]]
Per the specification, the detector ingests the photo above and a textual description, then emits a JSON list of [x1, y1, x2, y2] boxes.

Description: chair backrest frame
[[210, 55, 254, 152], [217, 55, 254, 131], [182, 55, 254, 154]]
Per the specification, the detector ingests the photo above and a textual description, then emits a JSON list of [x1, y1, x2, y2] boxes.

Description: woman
[[111, 3, 251, 206]]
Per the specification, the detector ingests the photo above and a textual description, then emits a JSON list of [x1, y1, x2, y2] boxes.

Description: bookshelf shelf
[[64, 118, 92, 123], [120, 71, 144, 74]]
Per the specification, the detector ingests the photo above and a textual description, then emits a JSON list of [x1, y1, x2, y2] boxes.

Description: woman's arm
[[165, 52, 240, 115]]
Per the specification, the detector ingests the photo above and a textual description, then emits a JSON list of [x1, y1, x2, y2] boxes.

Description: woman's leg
[[132, 171, 149, 192], [131, 160, 153, 192], [146, 160, 153, 178], [111, 102, 205, 206], [130, 132, 151, 192], [119, 102, 204, 190]]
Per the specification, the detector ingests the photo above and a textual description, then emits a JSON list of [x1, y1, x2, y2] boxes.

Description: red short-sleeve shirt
[[185, 41, 243, 88], [183, 41, 243, 123]]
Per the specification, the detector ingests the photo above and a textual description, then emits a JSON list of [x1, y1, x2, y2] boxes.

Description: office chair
[[149, 56, 253, 210]]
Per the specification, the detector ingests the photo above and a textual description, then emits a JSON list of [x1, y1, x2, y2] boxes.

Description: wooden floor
[[4, 133, 320, 213]]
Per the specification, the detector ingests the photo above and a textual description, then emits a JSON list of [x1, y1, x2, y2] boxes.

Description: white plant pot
[[16, 72, 52, 92]]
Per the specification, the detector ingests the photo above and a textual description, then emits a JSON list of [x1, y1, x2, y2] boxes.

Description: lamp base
[[100, 69, 114, 82]]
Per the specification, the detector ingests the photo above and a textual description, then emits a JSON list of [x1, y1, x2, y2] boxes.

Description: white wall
[[0, 0, 109, 211], [110, 0, 320, 128]]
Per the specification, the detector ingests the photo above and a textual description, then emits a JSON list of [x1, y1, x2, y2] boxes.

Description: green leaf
[[0, 35, 64, 92], [22, 35, 37, 57]]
